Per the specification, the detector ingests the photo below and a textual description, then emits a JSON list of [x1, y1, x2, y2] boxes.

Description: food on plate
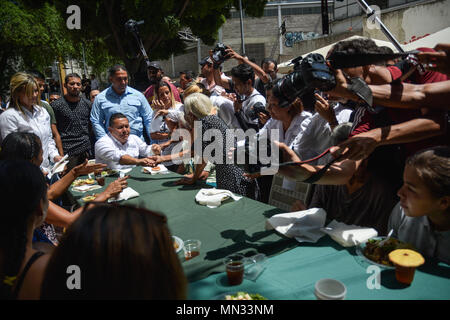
[[151, 166, 161, 171], [363, 238, 416, 267], [72, 178, 96, 187], [82, 194, 98, 202], [101, 169, 118, 177], [174, 239, 179, 250], [225, 292, 267, 300]]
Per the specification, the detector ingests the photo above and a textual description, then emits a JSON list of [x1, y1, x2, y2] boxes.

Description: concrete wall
[[285, 0, 449, 64], [157, 3, 327, 78], [331, 0, 450, 43]]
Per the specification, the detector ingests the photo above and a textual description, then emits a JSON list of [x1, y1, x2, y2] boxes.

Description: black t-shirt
[[51, 97, 92, 156]]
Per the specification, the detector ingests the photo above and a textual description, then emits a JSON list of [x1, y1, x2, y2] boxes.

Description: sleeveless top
[[12, 251, 45, 299]]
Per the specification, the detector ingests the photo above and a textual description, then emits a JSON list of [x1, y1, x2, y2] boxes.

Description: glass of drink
[[95, 170, 105, 186], [223, 254, 257, 286], [183, 239, 201, 261]]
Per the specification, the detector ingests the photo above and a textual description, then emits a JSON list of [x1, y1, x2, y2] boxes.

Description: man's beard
[[68, 91, 80, 98]]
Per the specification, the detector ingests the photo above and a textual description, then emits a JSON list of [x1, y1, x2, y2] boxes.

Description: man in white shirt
[[95, 113, 160, 169]]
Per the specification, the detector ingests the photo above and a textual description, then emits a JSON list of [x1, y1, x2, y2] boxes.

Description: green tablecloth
[[69, 167, 450, 299], [188, 236, 450, 300], [69, 167, 298, 282]]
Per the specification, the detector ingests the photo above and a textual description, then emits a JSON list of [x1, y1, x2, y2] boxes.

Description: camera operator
[[334, 43, 450, 111]]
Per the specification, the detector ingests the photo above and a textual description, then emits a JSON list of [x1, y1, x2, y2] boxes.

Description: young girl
[[389, 146, 450, 264]]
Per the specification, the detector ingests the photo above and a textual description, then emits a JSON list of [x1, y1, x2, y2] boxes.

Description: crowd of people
[[0, 38, 449, 299]]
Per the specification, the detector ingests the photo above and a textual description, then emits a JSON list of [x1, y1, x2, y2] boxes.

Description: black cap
[[199, 57, 213, 66], [147, 61, 162, 70]]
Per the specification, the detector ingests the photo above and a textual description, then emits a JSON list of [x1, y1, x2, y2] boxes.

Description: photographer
[[331, 44, 450, 111], [326, 39, 448, 162]]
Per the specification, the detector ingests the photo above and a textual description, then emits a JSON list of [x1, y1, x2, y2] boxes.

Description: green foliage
[[0, 0, 268, 93]]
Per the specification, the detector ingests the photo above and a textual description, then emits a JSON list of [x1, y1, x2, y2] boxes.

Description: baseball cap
[[148, 61, 162, 70], [199, 57, 213, 67]]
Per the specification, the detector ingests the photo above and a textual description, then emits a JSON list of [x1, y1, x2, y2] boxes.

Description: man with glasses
[[143, 61, 181, 105]]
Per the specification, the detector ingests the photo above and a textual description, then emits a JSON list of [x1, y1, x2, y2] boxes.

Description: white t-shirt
[[95, 133, 154, 169], [259, 111, 312, 159], [150, 103, 183, 144], [210, 95, 241, 129], [240, 89, 267, 126], [0, 105, 59, 171]]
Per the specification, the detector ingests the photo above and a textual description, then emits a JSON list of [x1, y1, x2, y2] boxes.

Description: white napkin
[[142, 164, 169, 175], [72, 184, 102, 193], [108, 187, 140, 202], [195, 188, 242, 208], [47, 154, 69, 178], [118, 168, 132, 178], [321, 220, 378, 247], [266, 208, 327, 243]]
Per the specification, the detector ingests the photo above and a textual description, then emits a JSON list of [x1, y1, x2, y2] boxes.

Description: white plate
[[355, 236, 396, 269], [173, 236, 184, 253]]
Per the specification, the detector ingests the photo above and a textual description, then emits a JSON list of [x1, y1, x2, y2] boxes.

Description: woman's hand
[[101, 176, 129, 200], [155, 109, 169, 118], [243, 172, 261, 180], [147, 155, 163, 166], [258, 112, 270, 126], [314, 94, 337, 125], [152, 99, 166, 111], [151, 144, 162, 155], [73, 160, 107, 177]]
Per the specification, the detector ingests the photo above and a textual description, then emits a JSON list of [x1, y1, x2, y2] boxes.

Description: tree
[[51, 0, 267, 82], [0, 0, 268, 93]]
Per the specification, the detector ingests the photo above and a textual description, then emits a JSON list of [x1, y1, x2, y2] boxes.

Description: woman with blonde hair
[[150, 80, 183, 144], [175, 92, 259, 199], [0, 72, 61, 172]]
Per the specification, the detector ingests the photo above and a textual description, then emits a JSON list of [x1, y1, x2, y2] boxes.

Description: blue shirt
[[90, 86, 153, 141]]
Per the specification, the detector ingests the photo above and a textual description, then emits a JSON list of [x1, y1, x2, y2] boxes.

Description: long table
[[69, 167, 298, 282], [69, 167, 450, 300]]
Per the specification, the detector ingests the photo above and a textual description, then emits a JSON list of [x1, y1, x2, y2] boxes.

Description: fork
[[378, 229, 394, 247]]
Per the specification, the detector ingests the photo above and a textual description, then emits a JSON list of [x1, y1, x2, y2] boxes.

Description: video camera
[[271, 50, 414, 110]]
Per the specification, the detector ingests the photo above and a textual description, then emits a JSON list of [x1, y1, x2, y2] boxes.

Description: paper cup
[[314, 279, 346, 300]]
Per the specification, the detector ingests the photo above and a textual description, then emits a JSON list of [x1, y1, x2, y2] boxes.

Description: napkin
[[195, 188, 242, 208], [266, 208, 327, 243], [47, 154, 69, 178], [118, 168, 132, 177], [142, 164, 169, 175], [108, 187, 140, 202], [72, 184, 103, 193], [321, 220, 378, 247]]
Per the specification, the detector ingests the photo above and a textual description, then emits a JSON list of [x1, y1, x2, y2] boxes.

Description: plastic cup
[[183, 239, 201, 261], [314, 279, 347, 300], [224, 254, 246, 286], [394, 265, 416, 285], [95, 172, 105, 186]]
